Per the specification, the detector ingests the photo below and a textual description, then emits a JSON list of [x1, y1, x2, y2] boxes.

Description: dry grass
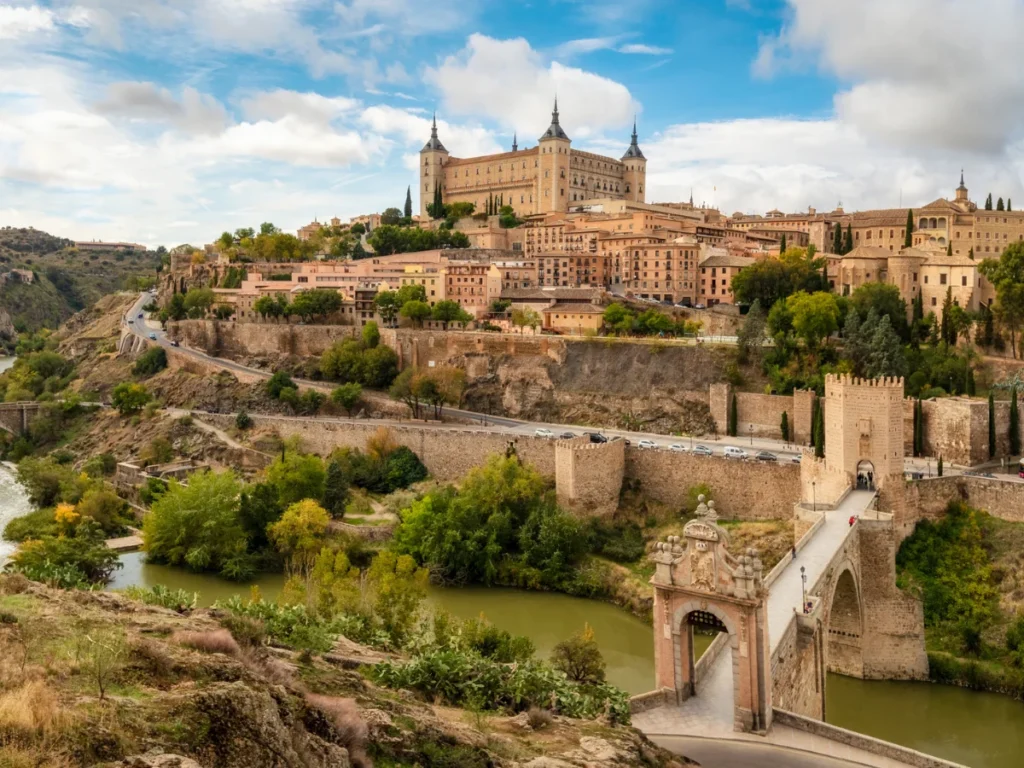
[[0, 680, 62, 740], [0, 574, 29, 596], [305, 694, 371, 768], [130, 637, 174, 679], [170, 629, 240, 656], [526, 706, 553, 731]]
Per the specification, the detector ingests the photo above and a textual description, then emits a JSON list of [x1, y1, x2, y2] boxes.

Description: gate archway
[[826, 566, 864, 678], [856, 460, 875, 490]]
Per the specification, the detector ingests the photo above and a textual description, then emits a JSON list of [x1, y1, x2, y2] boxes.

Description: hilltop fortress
[[419, 101, 648, 219]]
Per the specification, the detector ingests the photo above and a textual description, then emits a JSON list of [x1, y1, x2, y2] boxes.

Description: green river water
[[3, 461, 1024, 767]]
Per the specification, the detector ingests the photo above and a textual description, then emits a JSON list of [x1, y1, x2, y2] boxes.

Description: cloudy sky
[[3, 0, 1024, 248]]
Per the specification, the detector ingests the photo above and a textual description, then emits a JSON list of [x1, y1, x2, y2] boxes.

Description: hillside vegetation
[[0, 227, 162, 337]]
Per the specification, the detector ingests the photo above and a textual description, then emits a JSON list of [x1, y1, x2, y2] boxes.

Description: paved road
[[653, 735, 885, 768]]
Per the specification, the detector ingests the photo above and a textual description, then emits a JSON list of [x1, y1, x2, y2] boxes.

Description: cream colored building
[[420, 104, 647, 219]]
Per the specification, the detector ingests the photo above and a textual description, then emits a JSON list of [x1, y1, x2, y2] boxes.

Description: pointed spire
[[621, 116, 645, 160], [539, 96, 570, 141], [689, 188, 694, 206], [512, 132, 518, 152], [958, 168, 967, 191], [421, 111, 447, 153]]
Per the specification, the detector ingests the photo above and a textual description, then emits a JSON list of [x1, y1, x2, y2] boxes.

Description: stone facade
[[824, 375, 904, 492], [554, 437, 625, 517], [905, 475, 1024, 523], [769, 613, 824, 719]]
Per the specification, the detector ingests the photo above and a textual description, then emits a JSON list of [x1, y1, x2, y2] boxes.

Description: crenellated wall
[[555, 437, 625, 517]]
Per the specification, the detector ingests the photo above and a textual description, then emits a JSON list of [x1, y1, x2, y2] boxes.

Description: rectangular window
[[940, 274, 947, 285]]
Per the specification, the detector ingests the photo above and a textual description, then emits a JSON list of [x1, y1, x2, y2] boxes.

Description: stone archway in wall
[[825, 566, 864, 678], [650, 497, 772, 733], [856, 460, 875, 491]]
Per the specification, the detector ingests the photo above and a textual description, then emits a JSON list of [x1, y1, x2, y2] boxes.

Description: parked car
[[138, 313, 144, 318], [694, 303, 706, 309], [637, 439, 658, 449], [586, 432, 608, 444], [692, 444, 713, 456], [610, 436, 631, 446], [791, 455, 801, 464], [755, 451, 778, 462], [559, 431, 576, 439], [723, 446, 748, 459], [534, 428, 555, 438], [668, 443, 688, 452], [128, 319, 134, 324]]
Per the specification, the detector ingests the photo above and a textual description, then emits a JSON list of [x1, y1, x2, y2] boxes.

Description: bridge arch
[[671, 600, 738, 699], [824, 563, 864, 678]]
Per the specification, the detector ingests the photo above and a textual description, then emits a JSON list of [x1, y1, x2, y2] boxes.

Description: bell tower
[[621, 118, 647, 203], [419, 114, 449, 219], [537, 98, 571, 213], [955, 169, 969, 205]]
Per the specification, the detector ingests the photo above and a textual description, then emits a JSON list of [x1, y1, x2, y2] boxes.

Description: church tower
[[621, 118, 647, 203], [955, 170, 969, 205], [537, 99, 571, 213], [419, 114, 449, 218]]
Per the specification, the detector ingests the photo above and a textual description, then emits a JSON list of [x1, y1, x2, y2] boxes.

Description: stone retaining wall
[[905, 476, 1024, 523]]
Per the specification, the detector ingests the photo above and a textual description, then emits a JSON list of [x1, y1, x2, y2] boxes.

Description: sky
[[4, 0, 1024, 248]]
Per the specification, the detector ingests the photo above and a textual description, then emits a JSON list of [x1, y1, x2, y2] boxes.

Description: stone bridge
[[632, 375, 961, 768], [0, 402, 41, 435]]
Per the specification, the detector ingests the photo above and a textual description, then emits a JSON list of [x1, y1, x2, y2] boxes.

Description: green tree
[[331, 382, 363, 415], [396, 284, 428, 305], [404, 186, 413, 219], [111, 382, 150, 416], [359, 345, 399, 388], [218, 231, 234, 250], [865, 315, 906, 378], [997, 197, 1005, 211], [373, 291, 401, 327], [166, 293, 187, 322], [736, 300, 766, 365], [431, 300, 471, 329], [132, 346, 167, 376], [323, 460, 349, 518], [362, 320, 380, 349], [267, 452, 326, 507], [551, 624, 606, 685], [289, 289, 342, 322], [904, 209, 914, 248], [937, 455, 944, 476], [269, 499, 330, 575], [143, 471, 252, 578], [787, 291, 839, 350], [832, 222, 843, 254], [235, 409, 252, 430], [985, 194, 993, 210], [183, 287, 215, 317], [380, 207, 402, 226], [979, 243, 1024, 359], [779, 233, 787, 252], [238, 482, 282, 552], [844, 224, 853, 254], [989, 391, 997, 458], [400, 300, 432, 327], [780, 411, 790, 442], [1011, 385, 1021, 456], [728, 393, 738, 437], [850, 283, 909, 341], [260, 222, 280, 236], [266, 370, 295, 399]]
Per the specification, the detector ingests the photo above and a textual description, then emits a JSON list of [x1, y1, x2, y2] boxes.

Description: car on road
[[128, 319, 134, 324], [791, 455, 801, 464], [534, 428, 555, 438], [148, 333, 157, 340], [586, 432, 608, 444], [170, 340, 180, 347], [610, 435, 630, 446], [723, 446, 748, 459], [692, 444, 713, 456], [138, 313, 144, 318], [559, 431, 576, 439], [637, 439, 658, 449], [755, 451, 778, 462], [668, 443, 688, 452]]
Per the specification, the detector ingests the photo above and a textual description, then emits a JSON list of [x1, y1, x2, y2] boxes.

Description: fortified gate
[[638, 375, 928, 744]]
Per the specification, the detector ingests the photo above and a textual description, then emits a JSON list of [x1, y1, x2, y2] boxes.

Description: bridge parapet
[[0, 401, 41, 435]]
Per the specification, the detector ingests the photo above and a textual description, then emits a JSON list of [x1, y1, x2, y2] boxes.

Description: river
[[2, 466, 1024, 767], [0, 357, 14, 375]]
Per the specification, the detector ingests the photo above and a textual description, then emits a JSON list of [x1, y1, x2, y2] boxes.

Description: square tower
[[537, 99, 571, 213], [824, 374, 904, 490]]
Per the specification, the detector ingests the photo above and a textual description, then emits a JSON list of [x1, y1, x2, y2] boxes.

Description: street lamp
[[800, 566, 808, 614], [812, 480, 816, 512], [749, 424, 753, 447]]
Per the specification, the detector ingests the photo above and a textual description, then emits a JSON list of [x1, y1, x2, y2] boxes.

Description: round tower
[[419, 114, 449, 219], [621, 118, 647, 203]]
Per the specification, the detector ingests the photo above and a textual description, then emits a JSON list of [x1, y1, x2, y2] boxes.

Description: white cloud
[[359, 105, 503, 157], [618, 43, 672, 55], [95, 82, 228, 133], [240, 90, 360, 124], [425, 34, 638, 140], [0, 5, 56, 39], [552, 36, 621, 58], [756, 0, 1024, 154], [333, 0, 467, 36]]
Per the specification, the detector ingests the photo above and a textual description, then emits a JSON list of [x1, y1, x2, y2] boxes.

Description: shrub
[[133, 346, 167, 376], [551, 624, 606, 685], [111, 382, 150, 416], [122, 584, 198, 613], [219, 613, 267, 648], [526, 706, 554, 730], [130, 637, 175, 679], [83, 453, 117, 478], [215, 596, 337, 653], [266, 370, 295, 399], [171, 629, 241, 656], [7, 519, 121, 586], [235, 410, 252, 430], [305, 695, 370, 768]]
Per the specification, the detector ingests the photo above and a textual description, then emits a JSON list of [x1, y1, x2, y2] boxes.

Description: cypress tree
[[780, 233, 787, 252], [904, 209, 914, 248], [1009, 198, 1013, 212], [947, 242, 953, 256], [323, 460, 349, 518], [985, 193, 993, 210], [997, 197, 1005, 211], [404, 186, 413, 219], [941, 288, 953, 346], [814, 401, 825, 459], [937, 455, 944, 477], [912, 399, 919, 457], [1011, 385, 1021, 456], [968, 247, 974, 260], [729, 393, 738, 437], [844, 223, 854, 254], [434, 182, 444, 217], [832, 222, 843, 254], [967, 366, 976, 396], [989, 391, 997, 458], [781, 411, 790, 442]]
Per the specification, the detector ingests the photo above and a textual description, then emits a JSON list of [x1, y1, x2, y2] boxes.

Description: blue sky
[[3, 0, 1024, 247]]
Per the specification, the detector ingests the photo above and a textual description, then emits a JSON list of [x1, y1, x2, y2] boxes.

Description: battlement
[[554, 436, 625, 517], [826, 374, 905, 391]]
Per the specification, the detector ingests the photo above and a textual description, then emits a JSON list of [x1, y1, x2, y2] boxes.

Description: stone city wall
[[770, 617, 824, 720], [624, 450, 801, 519], [905, 476, 1024, 523], [554, 437, 625, 517], [168, 320, 361, 360], [902, 396, 1024, 467], [709, 384, 815, 443]]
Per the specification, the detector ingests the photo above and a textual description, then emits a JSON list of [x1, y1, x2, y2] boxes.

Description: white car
[[637, 439, 658, 449], [534, 428, 555, 438], [668, 443, 688, 452], [723, 446, 748, 459]]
